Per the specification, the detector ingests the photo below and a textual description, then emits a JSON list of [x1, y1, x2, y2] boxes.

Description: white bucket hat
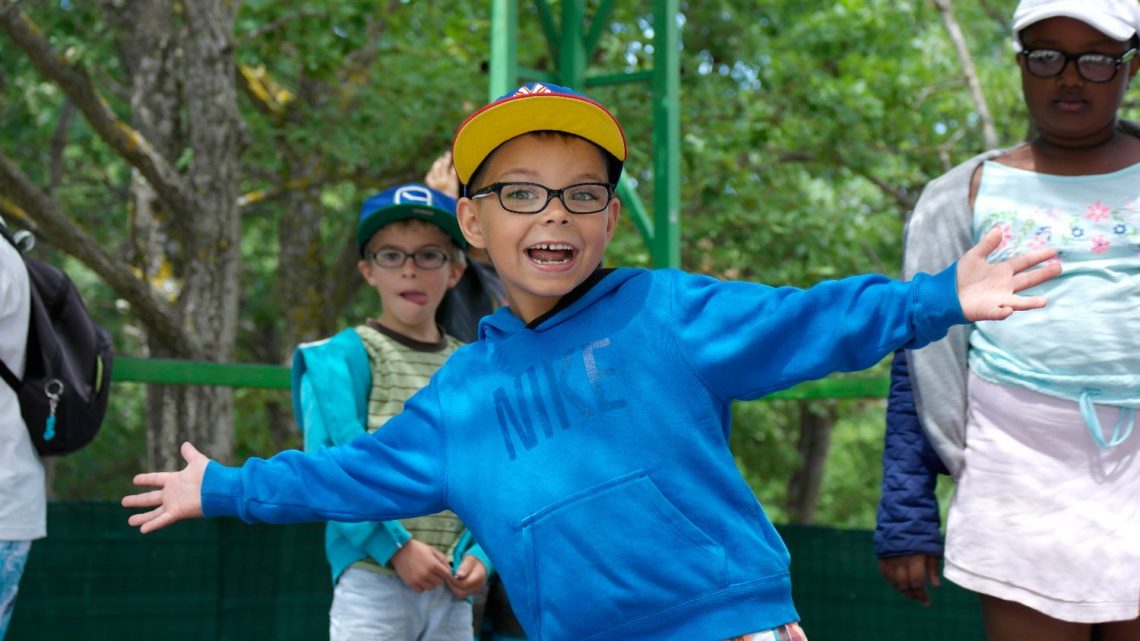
[[1012, 0, 1140, 51]]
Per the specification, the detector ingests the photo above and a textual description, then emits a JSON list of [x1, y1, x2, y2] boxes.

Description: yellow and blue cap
[[356, 183, 465, 256], [451, 82, 628, 188]]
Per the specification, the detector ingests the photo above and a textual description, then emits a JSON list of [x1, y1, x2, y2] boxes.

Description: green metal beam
[[558, 0, 587, 90], [617, 179, 653, 248], [113, 357, 290, 389], [583, 0, 618, 59], [111, 357, 885, 400], [584, 70, 654, 87], [532, 0, 560, 64], [489, 0, 519, 100], [651, 0, 681, 268], [517, 66, 556, 83]]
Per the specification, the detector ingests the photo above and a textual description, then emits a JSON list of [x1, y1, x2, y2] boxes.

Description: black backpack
[[0, 224, 114, 456]]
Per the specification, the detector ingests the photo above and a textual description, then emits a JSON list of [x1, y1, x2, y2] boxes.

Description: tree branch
[[0, 151, 203, 358], [0, 1, 204, 222], [931, 0, 998, 149], [849, 167, 918, 212], [48, 98, 75, 194]]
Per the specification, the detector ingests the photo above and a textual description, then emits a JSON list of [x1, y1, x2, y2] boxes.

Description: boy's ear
[[604, 196, 621, 242], [357, 258, 377, 286], [456, 197, 486, 249]]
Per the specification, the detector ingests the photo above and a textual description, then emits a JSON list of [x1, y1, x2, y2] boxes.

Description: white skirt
[[944, 373, 1140, 623]]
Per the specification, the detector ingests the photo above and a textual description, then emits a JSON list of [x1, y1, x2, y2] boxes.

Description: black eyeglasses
[[366, 247, 451, 269], [1020, 47, 1137, 83], [470, 182, 614, 214]]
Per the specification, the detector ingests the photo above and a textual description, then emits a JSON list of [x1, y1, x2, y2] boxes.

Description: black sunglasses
[[1020, 47, 1137, 83]]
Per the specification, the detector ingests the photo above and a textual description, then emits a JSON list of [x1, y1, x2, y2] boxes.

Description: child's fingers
[[1000, 295, 1049, 312], [126, 507, 161, 527], [1012, 261, 1062, 292], [926, 557, 942, 588], [140, 511, 176, 535], [121, 489, 164, 508], [131, 472, 170, 488], [968, 227, 1003, 258], [181, 441, 207, 463], [1004, 247, 1059, 275]]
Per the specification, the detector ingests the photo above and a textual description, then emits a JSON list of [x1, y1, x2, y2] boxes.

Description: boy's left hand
[[122, 441, 209, 534], [447, 555, 487, 599], [956, 227, 1060, 322]]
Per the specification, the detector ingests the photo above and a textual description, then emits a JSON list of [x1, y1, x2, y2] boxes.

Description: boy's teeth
[[527, 242, 574, 264]]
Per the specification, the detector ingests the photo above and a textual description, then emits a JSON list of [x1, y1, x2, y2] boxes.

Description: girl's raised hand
[[122, 441, 210, 534], [956, 227, 1061, 322]]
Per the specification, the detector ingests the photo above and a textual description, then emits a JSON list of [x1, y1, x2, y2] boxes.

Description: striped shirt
[[351, 321, 466, 575]]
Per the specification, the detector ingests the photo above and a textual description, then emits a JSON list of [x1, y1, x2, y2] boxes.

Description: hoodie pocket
[[519, 470, 727, 641]]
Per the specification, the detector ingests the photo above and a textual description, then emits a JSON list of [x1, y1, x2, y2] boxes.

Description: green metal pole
[[652, 0, 681, 268], [559, 0, 587, 89], [489, 0, 519, 99]]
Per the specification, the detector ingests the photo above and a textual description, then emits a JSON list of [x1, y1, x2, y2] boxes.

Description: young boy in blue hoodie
[[293, 183, 491, 640], [124, 82, 1061, 641]]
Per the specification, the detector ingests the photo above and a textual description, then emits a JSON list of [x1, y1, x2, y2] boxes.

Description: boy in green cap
[[292, 183, 489, 640]]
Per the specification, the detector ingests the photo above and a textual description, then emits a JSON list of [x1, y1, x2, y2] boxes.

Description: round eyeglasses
[[1020, 47, 1137, 83], [366, 248, 451, 269], [469, 182, 614, 214]]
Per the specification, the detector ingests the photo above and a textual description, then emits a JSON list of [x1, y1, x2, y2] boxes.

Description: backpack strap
[[0, 222, 25, 391], [0, 358, 19, 391]]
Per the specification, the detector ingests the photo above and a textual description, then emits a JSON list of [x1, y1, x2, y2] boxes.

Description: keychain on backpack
[[0, 222, 114, 456], [44, 378, 64, 442]]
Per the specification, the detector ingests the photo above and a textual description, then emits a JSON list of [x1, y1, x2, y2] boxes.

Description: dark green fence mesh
[[9, 503, 983, 640]]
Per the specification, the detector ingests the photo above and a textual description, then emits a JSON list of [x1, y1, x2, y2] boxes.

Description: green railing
[[112, 356, 889, 399]]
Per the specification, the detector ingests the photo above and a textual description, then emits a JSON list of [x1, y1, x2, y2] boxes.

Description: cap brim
[[452, 94, 628, 185], [356, 204, 466, 254]]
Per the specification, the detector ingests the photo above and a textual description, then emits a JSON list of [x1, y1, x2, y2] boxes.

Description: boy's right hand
[[122, 441, 209, 534], [878, 553, 941, 606], [390, 539, 453, 593]]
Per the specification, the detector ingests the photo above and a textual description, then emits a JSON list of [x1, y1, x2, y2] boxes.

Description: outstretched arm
[[122, 442, 209, 534], [956, 227, 1059, 321]]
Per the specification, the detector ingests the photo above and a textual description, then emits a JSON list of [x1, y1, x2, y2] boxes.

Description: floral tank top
[[968, 160, 1140, 422]]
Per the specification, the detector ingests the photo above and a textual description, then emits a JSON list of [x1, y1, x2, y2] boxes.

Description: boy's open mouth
[[526, 242, 576, 265]]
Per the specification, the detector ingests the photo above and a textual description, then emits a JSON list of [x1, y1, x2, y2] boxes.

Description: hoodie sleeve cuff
[[912, 261, 967, 346], [201, 461, 244, 520]]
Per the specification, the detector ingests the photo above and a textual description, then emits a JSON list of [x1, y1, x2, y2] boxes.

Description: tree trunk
[[785, 400, 837, 524], [278, 74, 339, 352], [166, 0, 243, 466], [103, 0, 192, 473]]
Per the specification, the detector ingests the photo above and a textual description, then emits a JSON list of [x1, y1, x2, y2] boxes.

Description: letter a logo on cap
[[394, 185, 434, 207], [514, 83, 553, 96]]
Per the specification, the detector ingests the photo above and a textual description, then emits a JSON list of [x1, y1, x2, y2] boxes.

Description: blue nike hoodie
[[202, 265, 964, 641]]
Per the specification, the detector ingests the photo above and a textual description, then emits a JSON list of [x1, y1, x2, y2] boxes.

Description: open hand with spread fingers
[[956, 227, 1060, 322], [121, 441, 210, 534]]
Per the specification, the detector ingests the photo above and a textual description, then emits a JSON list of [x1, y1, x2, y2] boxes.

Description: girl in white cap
[[876, 0, 1140, 639]]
